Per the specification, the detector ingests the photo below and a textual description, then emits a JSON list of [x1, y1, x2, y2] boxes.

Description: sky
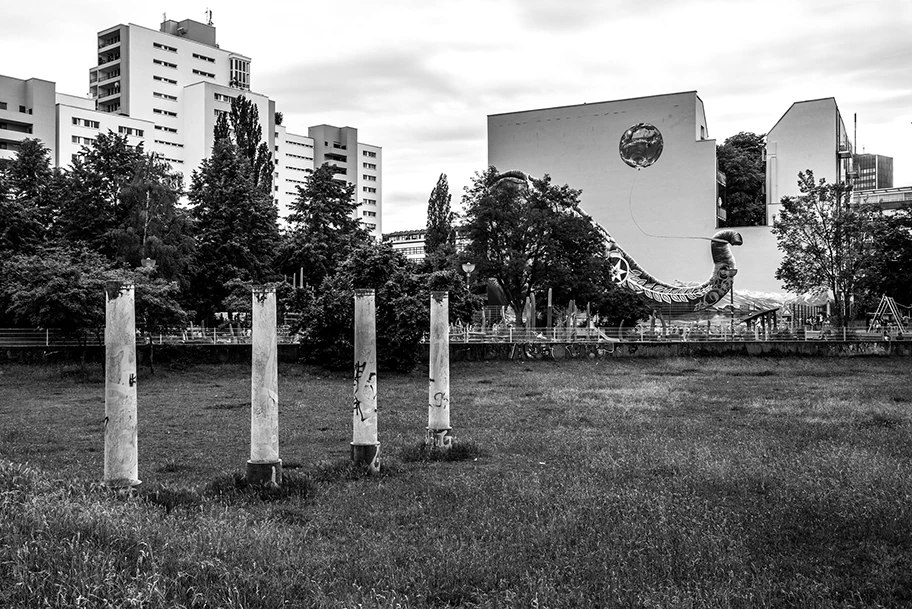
[[4, 0, 911, 233]]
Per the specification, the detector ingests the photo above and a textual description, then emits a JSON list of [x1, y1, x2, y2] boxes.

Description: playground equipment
[[868, 295, 908, 334]]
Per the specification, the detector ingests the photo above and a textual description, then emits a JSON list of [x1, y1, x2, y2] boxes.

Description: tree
[[0, 138, 61, 253], [857, 206, 912, 309], [228, 95, 274, 195], [424, 173, 456, 269], [717, 132, 766, 227], [107, 153, 194, 286], [293, 241, 426, 372], [279, 162, 369, 287], [57, 132, 146, 254], [188, 137, 280, 320], [462, 167, 622, 322], [772, 170, 880, 326]]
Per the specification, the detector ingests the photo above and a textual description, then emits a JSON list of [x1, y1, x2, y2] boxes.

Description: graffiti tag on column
[[429, 391, 449, 410], [352, 361, 377, 422]]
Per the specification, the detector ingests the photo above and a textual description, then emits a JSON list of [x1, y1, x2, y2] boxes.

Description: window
[[193, 52, 216, 63], [0, 102, 6, 110], [19, 105, 26, 113], [362, 211, 377, 217], [364, 222, 377, 230], [363, 162, 377, 170], [71, 135, 95, 145], [72, 117, 100, 129], [153, 75, 178, 85], [162, 157, 183, 164], [363, 174, 377, 181], [363, 150, 377, 158], [229, 57, 250, 90], [153, 59, 177, 69], [214, 109, 228, 118], [153, 108, 177, 117], [118, 126, 144, 137], [155, 125, 178, 134], [153, 42, 178, 53], [192, 69, 216, 79], [213, 93, 234, 103], [153, 92, 178, 101], [154, 139, 183, 147], [363, 187, 377, 193], [362, 198, 377, 205]]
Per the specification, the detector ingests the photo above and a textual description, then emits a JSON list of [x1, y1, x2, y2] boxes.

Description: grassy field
[[1, 357, 911, 608]]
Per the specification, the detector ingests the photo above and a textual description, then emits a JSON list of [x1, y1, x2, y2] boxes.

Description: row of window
[[154, 75, 178, 85], [119, 126, 144, 137], [397, 246, 425, 256], [362, 198, 377, 205], [71, 135, 96, 145], [363, 174, 377, 182], [0, 102, 32, 114], [364, 222, 377, 230], [285, 166, 308, 172], [153, 59, 177, 69], [363, 150, 377, 158], [213, 92, 235, 103], [154, 108, 177, 118], [193, 52, 215, 63], [153, 42, 177, 53], [163, 156, 183, 164], [155, 139, 183, 148], [286, 152, 313, 161], [362, 211, 377, 217], [193, 69, 216, 79], [155, 125, 178, 134], [363, 187, 377, 193], [72, 117, 101, 129], [287, 140, 313, 148], [153, 91, 177, 101]]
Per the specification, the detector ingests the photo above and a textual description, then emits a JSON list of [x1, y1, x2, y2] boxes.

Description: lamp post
[[461, 262, 475, 289]]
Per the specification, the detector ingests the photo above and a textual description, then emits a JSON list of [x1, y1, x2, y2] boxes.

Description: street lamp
[[461, 262, 475, 288]]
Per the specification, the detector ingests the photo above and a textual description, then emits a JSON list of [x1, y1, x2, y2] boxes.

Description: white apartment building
[[5, 16, 382, 237], [0, 75, 56, 162]]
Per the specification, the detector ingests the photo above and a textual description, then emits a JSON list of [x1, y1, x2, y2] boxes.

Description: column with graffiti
[[352, 289, 380, 472], [104, 281, 140, 488], [427, 291, 452, 448], [248, 286, 281, 486]]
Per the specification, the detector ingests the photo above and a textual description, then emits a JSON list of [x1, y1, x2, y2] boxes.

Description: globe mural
[[619, 123, 664, 169]]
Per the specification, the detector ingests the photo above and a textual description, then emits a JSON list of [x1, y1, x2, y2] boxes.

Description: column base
[[350, 443, 380, 473], [425, 427, 453, 449], [104, 477, 141, 489], [246, 459, 282, 487]]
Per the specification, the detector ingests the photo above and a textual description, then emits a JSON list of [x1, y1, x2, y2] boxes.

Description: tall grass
[[1, 358, 911, 607]]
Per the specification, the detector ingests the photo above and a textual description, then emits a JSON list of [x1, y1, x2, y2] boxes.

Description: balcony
[[98, 36, 121, 49], [98, 53, 121, 66]]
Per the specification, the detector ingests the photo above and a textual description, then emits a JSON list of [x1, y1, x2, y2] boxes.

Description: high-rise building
[[852, 153, 893, 191], [6, 17, 382, 238]]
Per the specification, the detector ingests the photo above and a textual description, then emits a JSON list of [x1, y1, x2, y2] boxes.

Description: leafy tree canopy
[[772, 170, 880, 325], [424, 173, 456, 270], [717, 132, 766, 227]]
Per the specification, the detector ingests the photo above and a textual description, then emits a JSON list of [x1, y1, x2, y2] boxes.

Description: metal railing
[[0, 327, 300, 347]]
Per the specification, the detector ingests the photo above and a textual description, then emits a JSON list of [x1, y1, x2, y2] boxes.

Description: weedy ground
[[1, 356, 911, 608]]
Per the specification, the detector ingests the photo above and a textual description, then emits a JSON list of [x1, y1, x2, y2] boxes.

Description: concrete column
[[247, 286, 281, 486], [427, 291, 452, 448], [104, 281, 140, 488], [352, 289, 380, 472]]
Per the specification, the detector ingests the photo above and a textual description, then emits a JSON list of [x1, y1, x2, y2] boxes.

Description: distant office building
[[852, 153, 893, 191], [851, 186, 912, 211], [3, 17, 382, 237], [383, 229, 427, 261]]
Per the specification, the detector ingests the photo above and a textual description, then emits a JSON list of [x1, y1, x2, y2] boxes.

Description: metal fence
[[0, 327, 300, 347], [1, 325, 905, 348]]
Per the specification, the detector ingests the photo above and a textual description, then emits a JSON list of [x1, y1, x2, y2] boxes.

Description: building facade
[[488, 93, 871, 295], [852, 153, 893, 191], [488, 91, 724, 291], [0, 75, 56, 162], [4, 17, 383, 238]]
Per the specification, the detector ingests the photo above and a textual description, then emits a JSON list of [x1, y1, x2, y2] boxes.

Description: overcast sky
[[4, 0, 911, 232]]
